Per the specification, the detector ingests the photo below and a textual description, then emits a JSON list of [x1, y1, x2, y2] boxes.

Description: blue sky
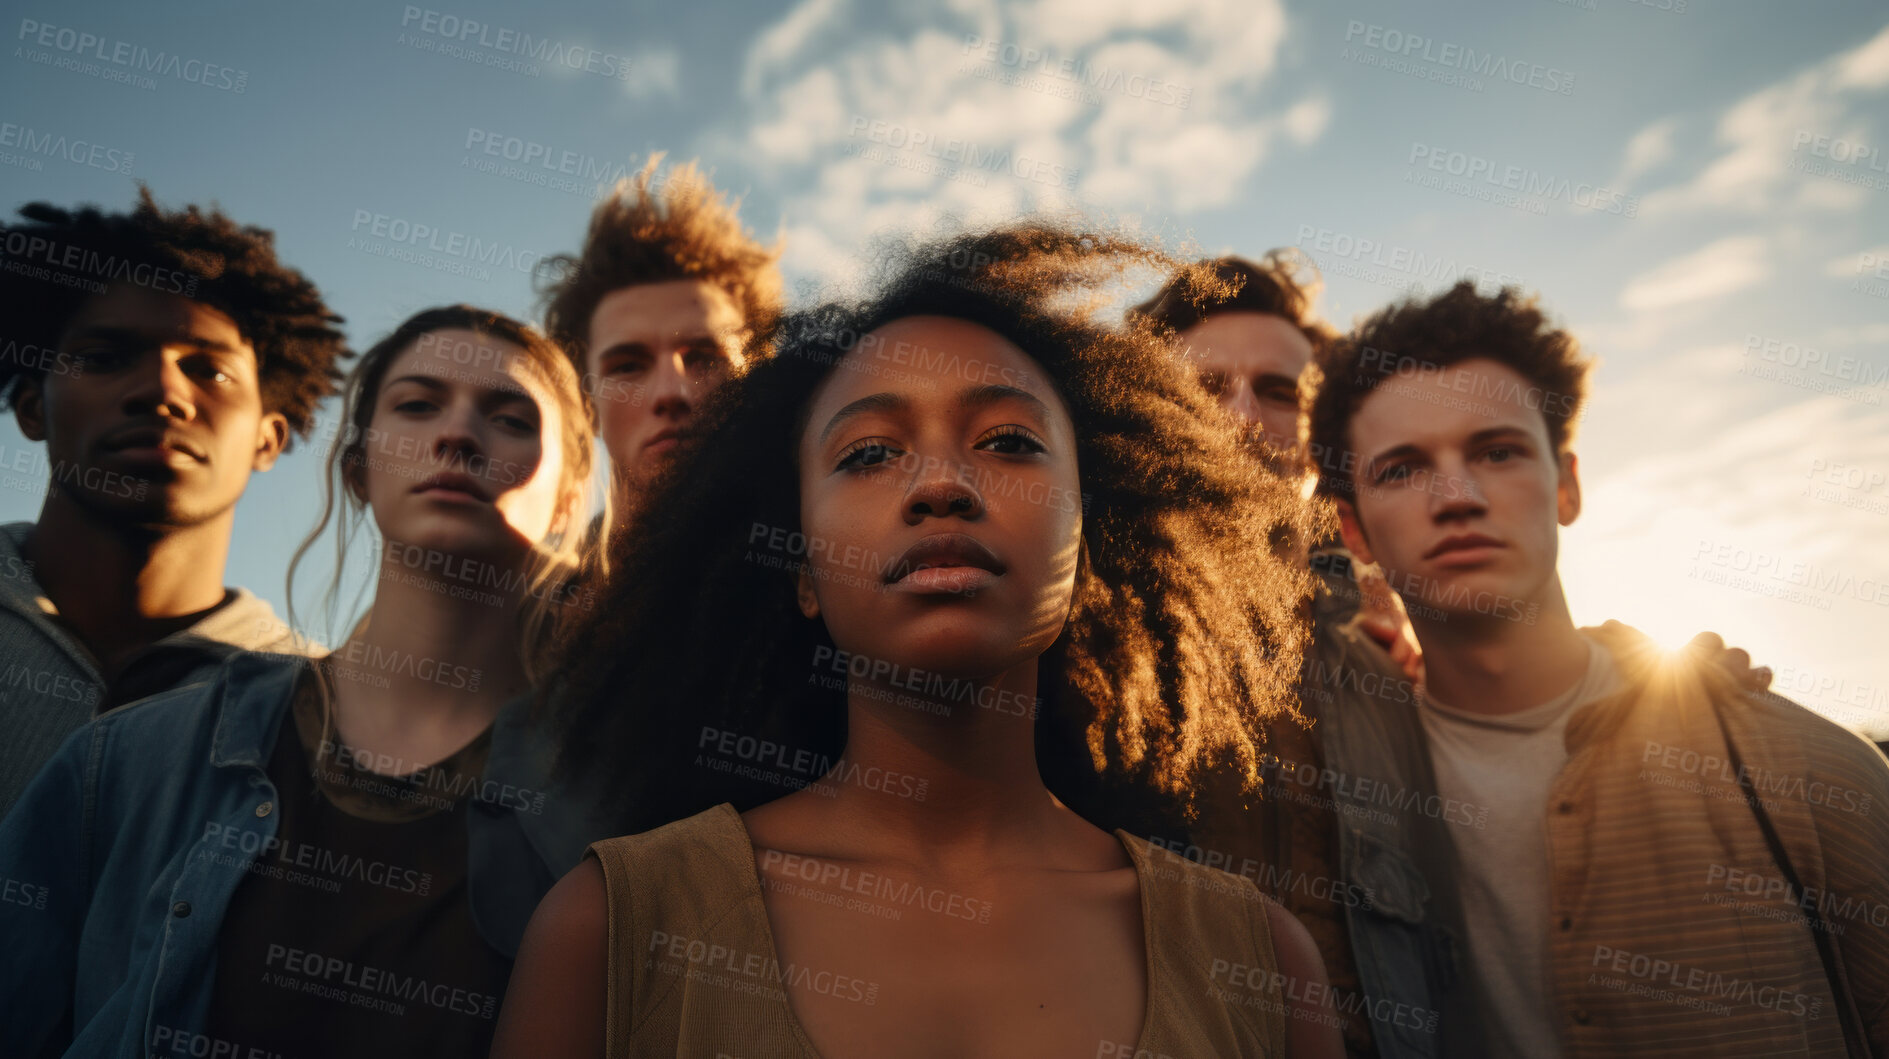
[[4, 0, 1887, 733]]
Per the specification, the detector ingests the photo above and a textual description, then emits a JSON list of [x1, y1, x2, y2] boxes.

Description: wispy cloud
[[1636, 22, 1889, 218], [1618, 235, 1770, 311]]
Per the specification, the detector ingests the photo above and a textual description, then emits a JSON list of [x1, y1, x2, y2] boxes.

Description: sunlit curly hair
[[547, 223, 1320, 834], [1306, 279, 1591, 501], [0, 185, 349, 439], [536, 155, 783, 373]]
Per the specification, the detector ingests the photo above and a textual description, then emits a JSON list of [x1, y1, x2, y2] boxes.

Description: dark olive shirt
[[202, 670, 513, 1058]]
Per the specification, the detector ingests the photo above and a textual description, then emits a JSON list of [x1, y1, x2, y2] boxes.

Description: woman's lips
[[883, 532, 1005, 595], [891, 566, 1000, 595]]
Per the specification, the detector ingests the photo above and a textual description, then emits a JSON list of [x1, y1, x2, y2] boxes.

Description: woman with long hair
[[493, 228, 1342, 1058], [0, 305, 604, 1059]]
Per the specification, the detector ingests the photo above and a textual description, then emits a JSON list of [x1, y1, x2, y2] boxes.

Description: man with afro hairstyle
[[0, 187, 349, 814], [539, 155, 781, 520]]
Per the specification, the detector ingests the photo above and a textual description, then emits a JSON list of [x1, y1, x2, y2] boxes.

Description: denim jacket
[[1294, 554, 1479, 1059], [1303, 593, 1480, 1059], [0, 651, 608, 1059]]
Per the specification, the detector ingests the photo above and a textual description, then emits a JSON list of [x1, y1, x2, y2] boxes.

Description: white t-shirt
[[1419, 634, 1623, 1059]]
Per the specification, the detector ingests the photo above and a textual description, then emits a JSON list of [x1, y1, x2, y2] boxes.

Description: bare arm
[[1266, 901, 1345, 1059], [491, 857, 609, 1059]]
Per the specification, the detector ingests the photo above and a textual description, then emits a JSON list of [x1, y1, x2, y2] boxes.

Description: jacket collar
[[207, 653, 307, 769]]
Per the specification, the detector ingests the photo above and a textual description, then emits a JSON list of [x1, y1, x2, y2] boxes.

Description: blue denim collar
[[205, 653, 304, 770]]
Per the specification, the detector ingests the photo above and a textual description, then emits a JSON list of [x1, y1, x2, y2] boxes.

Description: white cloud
[[730, 0, 1324, 282], [1639, 22, 1889, 218], [1619, 235, 1771, 311], [624, 47, 681, 98], [1615, 117, 1676, 186]]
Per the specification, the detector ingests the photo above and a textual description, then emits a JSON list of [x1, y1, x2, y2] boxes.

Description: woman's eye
[[975, 426, 1047, 456], [836, 440, 902, 470], [496, 414, 536, 432], [393, 399, 435, 414]]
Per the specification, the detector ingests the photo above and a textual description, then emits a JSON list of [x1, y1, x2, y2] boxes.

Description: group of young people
[[0, 162, 1882, 1059]]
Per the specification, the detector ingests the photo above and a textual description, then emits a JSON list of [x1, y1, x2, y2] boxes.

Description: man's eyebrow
[[1366, 424, 1537, 467], [819, 392, 911, 443], [1466, 425, 1534, 445], [1365, 441, 1426, 468], [958, 384, 1051, 422], [64, 326, 240, 354], [594, 341, 652, 360]]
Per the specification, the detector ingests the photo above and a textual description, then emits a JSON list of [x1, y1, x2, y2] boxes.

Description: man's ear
[[794, 564, 821, 619], [251, 412, 291, 472], [1556, 450, 1582, 527], [13, 376, 46, 442], [1335, 497, 1376, 565]]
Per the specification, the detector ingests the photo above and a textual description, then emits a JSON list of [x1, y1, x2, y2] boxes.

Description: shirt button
[[1572, 1009, 1591, 1025], [255, 801, 274, 818], [171, 901, 191, 918], [1557, 801, 1575, 814], [1559, 916, 1573, 931]]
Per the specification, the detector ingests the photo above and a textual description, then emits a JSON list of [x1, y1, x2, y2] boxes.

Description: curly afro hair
[[537, 155, 782, 373], [1305, 280, 1591, 501], [0, 185, 350, 440], [546, 223, 1321, 836]]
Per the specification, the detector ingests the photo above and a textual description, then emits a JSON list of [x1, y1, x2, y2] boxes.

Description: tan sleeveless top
[[586, 803, 1289, 1057]]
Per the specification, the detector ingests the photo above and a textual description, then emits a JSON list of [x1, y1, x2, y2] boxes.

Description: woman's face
[[359, 328, 570, 562], [795, 316, 1083, 680]]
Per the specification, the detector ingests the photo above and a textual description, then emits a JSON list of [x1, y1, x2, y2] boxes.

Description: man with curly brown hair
[[1306, 280, 1889, 1057], [538, 155, 782, 514], [0, 187, 350, 813]]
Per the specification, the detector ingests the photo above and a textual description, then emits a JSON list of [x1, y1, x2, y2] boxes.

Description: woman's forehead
[[393, 329, 552, 400], [818, 315, 1059, 405]]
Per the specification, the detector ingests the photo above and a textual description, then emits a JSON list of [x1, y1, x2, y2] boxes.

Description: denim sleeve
[[0, 721, 97, 1056]]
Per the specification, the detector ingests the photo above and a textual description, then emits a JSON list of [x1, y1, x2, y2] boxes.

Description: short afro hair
[[1306, 280, 1591, 501], [1128, 248, 1335, 355], [537, 155, 783, 372], [0, 186, 350, 440]]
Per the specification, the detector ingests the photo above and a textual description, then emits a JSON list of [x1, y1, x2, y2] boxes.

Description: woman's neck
[[325, 551, 536, 771], [807, 660, 1084, 869]]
